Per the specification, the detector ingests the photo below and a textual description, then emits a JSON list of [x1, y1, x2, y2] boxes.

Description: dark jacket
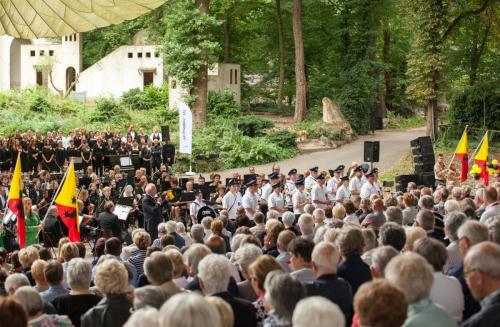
[[81, 294, 132, 327], [98, 212, 122, 239], [337, 255, 372, 295], [462, 290, 500, 327], [42, 214, 64, 247], [142, 195, 162, 240], [449, 263, 481, 321], [185, 275, 239, 298], [305, 274, 353, 325], [213, 291, 257, 327]]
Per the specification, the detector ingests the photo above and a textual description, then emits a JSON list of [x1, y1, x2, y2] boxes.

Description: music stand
[[120, 156, 133, 167], [180, 191, 195, 202]]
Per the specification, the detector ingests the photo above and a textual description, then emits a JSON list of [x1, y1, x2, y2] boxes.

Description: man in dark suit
[[42, 206, 65, 247], [198, 254, 256, 327], [97, 201, 122, 239], [462, 242, 500, 327], [306, 242, 353, 324], [142, 183, 163, 240]]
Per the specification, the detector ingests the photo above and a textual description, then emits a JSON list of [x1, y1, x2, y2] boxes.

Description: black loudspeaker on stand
[[395, 136, 437, 190], [161, 126, 170, 141], [364, 141, 380, 163]]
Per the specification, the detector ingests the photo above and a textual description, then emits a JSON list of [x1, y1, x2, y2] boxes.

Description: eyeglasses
[[464, 268, 480, 278]]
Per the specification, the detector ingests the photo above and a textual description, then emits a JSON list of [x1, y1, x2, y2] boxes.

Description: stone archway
[[66, 66, 76, 92]]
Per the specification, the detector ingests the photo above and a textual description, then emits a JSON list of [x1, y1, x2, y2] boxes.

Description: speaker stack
[[395, 136, 436, 191]]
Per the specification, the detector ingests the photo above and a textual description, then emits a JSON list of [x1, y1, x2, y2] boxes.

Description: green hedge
[[237, 115, 274, 137]]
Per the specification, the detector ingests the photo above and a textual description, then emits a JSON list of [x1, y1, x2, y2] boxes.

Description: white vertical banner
[[177, 100, 193, 155]]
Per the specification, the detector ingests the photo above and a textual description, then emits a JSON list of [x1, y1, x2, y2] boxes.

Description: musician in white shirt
[[261, 172, 280, 204], [242, 179, 260, 220], [305, 166, 319, 190], [349, 166, 364, 196], [268, 183, 288, 216], [327, 165, 344, 201], [292, 179, 309, 220], [336, 176, 351, 202], [311, 174, 329, 209], [360, 172, 380, 199], [190, 191, 206, 225], [222, 179, 242, 220], [286, 169, 298, 196]]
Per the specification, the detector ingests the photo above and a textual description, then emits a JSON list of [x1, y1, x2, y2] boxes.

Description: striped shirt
[[127, 249, 147, 281]]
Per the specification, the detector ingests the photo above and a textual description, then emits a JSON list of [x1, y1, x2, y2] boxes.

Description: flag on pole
[[54, 162, 79, 242], [454, 128, 468, 182], [474, 132, 489, 186], [6, 155, 25, 247], [177, 100, 193, 155]]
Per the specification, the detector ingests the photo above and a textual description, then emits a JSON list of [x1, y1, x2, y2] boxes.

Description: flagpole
[[42, 160, 74, 222], [447, 125, 468, 169], [468, 130, 488, 167]]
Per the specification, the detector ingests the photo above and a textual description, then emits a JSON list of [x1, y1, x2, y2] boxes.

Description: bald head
[[205, 235, 226, 255], [311, 242, 340, 276]]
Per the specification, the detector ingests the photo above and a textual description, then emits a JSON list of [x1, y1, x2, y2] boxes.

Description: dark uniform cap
[[365, 172, 375, 178], [228, 179, 240, 186], [245, 179, 258, 187], [309, 166, 319, 172], [340, 176, 350, 182], [288, 169, 298, 176], [272, 183, 282, 189], [316, 174, 325, 180], [268, 172, 280, 179], [334, 165, 345, 172], [354, 166, 363, 173], [295, 178, 305, 186]]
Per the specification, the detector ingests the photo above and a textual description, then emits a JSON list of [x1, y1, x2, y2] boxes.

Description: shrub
[[266, 130, 297, 149], [237, 115, 274, 137], [208, 89, 240, 120], [122, 84, 169, 110], [91, 97, 130, 123], [448, 81, 499, 132], [122, 88, 148, 110], [28, 93, 52, 113]]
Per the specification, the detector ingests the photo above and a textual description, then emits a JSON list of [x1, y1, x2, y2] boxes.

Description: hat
[[272, 183, 282, 190], [316, 174, 325, 180], [334, 165, 345, 172], [354, 166, 363, 173], [195, 190, 203, 196], [361, 163, 369, 173], [309, 166, 318, 172], [365, 172, 375, 178], [288, 169, 298, 176], [228, 179, 240, 186], [340, 176, 350, 182], [295, 178, 305, 186], [245, 179, 258, 187], [268, 172, 279, 180], [371, 168, 379, 174]]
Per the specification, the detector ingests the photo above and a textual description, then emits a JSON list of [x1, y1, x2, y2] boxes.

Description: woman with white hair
[[14, 286, 72, 326], [159, 293, 221, 327], [263, 270, 305, 327], [53, 258, 102, 327], [282, 211, 299, 235], [292, 296, 345, 327], [385, 252, 457, 327], [235, 244, 262, 301], [125, 307, 159, 327], [81, 259, 132, 327]]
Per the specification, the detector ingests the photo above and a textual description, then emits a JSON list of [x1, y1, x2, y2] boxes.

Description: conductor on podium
[[143, 183, 163, 240]]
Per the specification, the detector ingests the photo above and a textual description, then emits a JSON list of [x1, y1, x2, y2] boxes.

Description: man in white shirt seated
[[360, 172, 380, 199], [268, 183, 288, 217], [349, 166, 364, 196], [189, 191, 207, 225], [222, 179, 242, 221], [242, 179, 260, 220], [311, 174, 329, 209]]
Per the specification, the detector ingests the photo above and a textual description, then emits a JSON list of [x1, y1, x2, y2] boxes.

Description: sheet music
[[114, 204, 132, 221]]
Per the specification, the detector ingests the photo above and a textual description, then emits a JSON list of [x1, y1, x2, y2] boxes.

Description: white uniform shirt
[[268, 191, 286, 213], [242, 190, 259, 220], [349, 177, 362, 194], [336, 185, 351, 202], [189, 199, 206, 218], [285, 181, 296, 206], [360, 182, 379, 199], [311, 183, 328, 209], [222, 191, 242, 220], [260, 183, 273, 202], [292, 190, 308, 215], [326, 177, 340, 200], [304, 175, 316, 190]]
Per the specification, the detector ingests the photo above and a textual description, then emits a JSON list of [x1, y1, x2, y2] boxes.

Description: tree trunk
[[192, 0, 209, 127], [223, 17, 230, 63], [292, 0, 307, 122], [382, 27, 394, 111], [275, 0, 285, 109], [469, 24, 490, 86]]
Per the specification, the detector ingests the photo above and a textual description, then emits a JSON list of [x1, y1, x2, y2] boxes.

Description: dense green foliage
[[236, 116, 275, 137], [121, 85, 169, 111], [207, 89, 240, 120], [448, 81, 500, 132]]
